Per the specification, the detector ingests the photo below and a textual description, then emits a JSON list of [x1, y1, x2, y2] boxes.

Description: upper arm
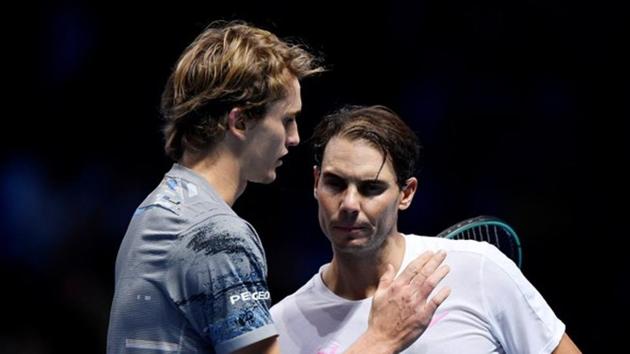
[[169, 215, 277, 352], [552, 333, 581, 354], [480, 244, 566, 353]]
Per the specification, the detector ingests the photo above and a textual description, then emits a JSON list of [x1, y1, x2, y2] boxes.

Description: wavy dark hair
[[312, 105, 422, 186]]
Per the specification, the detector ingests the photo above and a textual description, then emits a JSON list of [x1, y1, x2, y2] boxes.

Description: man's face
[[314, 136, 416, 255], [242, 76, 302, 184]]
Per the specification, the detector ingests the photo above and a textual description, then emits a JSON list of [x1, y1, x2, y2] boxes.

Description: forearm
[[551, 333, 581, 354]]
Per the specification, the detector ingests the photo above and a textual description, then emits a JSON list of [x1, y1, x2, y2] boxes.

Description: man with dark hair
[[107, 23, 450, 354], [271, 105, 581, 353]]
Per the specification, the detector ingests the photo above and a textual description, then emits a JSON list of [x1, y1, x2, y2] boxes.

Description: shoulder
[[131, 171, 236, 231], [403, 234, 522, 283], [404, 233, 502, 262], [406, 235, 531, 297], [171, 213, 262, 263], [188, 213, 257, 239]]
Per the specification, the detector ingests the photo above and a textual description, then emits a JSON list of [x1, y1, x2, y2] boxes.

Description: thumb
[[376, 263, 395, 292]]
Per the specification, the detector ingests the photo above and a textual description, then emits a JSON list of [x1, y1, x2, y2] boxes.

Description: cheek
[[318, 198, 334, 217], [256, 136, 279, 160], [269, 123, 285, 142], [369, 197, 400, 226], [277, 129, 288, 146], [255, 124, 284, 152], [317, 195, 338, 220], [263, 133, 284, 156], [317, 201, 332, 233]]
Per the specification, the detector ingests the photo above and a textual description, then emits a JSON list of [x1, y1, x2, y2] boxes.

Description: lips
[[276, 154, 287, 166], [332, 224, 368, 232]]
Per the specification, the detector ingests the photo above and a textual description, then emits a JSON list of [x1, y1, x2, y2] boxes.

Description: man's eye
[[359, 184, 386, 196], [324, 178, 345, 191]]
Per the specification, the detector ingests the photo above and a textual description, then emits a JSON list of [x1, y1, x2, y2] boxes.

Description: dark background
[[2, 0, 627, 352]]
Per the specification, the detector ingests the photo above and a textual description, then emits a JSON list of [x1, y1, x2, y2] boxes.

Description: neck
[[180, 147, 246, 206], [323, 232, 406, 300]]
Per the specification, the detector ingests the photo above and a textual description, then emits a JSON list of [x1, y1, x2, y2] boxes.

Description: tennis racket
[[437, 215, 522, 268]]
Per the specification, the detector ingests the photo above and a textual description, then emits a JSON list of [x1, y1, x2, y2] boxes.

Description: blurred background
[[2, 0, 627, 352]]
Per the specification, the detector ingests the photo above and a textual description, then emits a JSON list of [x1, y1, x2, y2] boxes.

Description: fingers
[[423, 287, 451, 317], [365, 251, 451, 352], [390, 249, 451, 314], [416, 250, 447, 282], [406, 251, 450, 319], [401, 250, 446, 287], [397, 250, 435, 284], [431, 287, 451, 307], [413, 263, 450, 300]]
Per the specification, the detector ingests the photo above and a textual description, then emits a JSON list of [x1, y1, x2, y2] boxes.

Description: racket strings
[[440, 218, 522, 268], [460, 226, 516, 259]]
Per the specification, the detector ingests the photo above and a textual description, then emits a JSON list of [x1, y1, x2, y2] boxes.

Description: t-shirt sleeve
[[480, 244, 565, 354], [166, 214, 277, 354]]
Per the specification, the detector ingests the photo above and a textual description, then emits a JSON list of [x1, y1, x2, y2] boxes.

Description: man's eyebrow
[[321, 171, 388, 185], [321, 171, 342, 179], [362, 179, 388, 185], [359, 179, 390, 189]]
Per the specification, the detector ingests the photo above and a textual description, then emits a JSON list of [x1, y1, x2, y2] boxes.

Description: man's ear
[[313, 165, 321, 200], [398, 177, 418, 210], [227, 108, 247, 140]]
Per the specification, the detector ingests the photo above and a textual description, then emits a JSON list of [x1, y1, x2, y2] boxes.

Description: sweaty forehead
[[321, 136, 396, 182]]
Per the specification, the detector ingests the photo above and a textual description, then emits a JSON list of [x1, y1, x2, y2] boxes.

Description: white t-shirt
[[271, 234, 565, 354]]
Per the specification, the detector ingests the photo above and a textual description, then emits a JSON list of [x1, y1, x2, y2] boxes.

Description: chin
[[253, 171, 277, 184], [334, 243, 376, 256], [331, 236, 372, 253], [331, 232, 385, 256]]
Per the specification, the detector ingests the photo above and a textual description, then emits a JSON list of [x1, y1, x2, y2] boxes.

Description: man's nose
[[286, 123, 300, 147], [339, 186, 360, 214]]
